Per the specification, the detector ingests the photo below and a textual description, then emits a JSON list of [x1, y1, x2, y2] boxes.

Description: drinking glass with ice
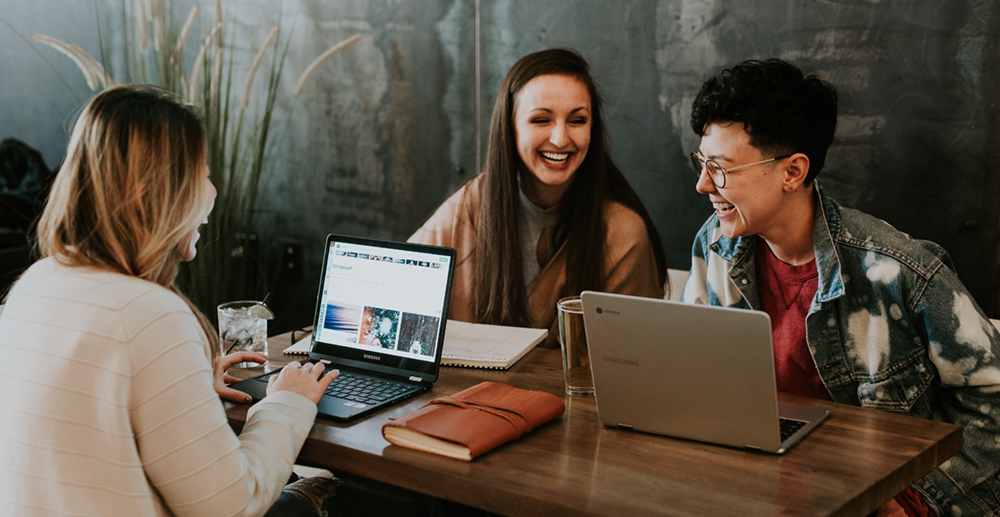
[[217, 301, 273, 368]]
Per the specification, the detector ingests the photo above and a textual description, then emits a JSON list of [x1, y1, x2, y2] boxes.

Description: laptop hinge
[[617, 423, 633, 429], [744, 444, 762, 451], [409, 376, 422, 382]]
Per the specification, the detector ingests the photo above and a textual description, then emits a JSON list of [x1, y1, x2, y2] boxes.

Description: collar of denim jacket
[[808, 183, 845, 304]]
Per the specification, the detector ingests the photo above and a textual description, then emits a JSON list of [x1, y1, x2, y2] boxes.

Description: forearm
[[135, 338, 317, 517], [913, 276, 1000, 511], [913, 387, 1000, 513]]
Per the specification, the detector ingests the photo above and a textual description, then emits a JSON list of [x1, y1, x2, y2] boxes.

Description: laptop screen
[[310, 235, 455, 381]]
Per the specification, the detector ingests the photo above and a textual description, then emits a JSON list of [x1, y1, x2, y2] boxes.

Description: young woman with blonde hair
[[0, 85, 339, 516], [411, 48, 667, 346]]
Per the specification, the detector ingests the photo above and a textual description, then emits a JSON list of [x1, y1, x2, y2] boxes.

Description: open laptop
[[580, 291, 830, 454], [231, 234, 456, 422]]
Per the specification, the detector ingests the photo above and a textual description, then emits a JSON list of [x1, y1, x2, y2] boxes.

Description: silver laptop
[[581, 291, 830, 454]]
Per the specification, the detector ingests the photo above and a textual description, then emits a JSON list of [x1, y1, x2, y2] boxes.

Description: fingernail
[[245, 396, 252, 403]]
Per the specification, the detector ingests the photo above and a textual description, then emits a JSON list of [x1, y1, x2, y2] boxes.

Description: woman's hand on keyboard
[[267, 361, 339, 404]]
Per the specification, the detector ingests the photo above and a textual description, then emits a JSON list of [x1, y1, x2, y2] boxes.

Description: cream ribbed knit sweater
[[0, 258, 316, 516]]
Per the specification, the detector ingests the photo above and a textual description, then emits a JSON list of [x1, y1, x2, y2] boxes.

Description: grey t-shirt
[[518, 186, 560, 290]]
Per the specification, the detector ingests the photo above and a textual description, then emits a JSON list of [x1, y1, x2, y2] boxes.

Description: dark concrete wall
[[3, 0, 999, 317], [470, 0, 1000, 316]]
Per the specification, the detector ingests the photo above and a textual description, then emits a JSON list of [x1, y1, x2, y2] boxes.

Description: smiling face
[[695, 122, 790, 240], [177, 159, 217, 262], [513, 74, 592, 208]]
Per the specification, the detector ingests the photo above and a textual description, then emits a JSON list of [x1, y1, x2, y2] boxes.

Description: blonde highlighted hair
[[36, 85, 218, 352]]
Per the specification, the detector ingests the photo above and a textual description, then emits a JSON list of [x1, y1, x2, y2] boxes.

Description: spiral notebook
[[285, 321, 546, 369], [283, 336, 312, 355], [440, 320, 546, 370]]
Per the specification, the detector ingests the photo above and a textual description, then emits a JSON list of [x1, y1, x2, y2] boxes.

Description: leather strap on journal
[[382, 381, 565, 459], [426, 396, 533, 437]]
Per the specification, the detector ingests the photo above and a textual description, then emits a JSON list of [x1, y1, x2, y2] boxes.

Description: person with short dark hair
[[411, 48, 666, 347], [682, 59, 1000, 516]]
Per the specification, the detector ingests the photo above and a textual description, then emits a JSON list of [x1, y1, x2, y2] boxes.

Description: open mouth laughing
[[713, 202, 735, 215], [540, 151, 570, 165]]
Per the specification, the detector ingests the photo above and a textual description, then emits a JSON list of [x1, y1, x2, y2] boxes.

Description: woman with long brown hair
[[0, 85, 339, 516], [411, 48, 666, 346]]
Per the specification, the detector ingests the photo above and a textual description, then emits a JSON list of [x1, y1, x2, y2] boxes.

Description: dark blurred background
[[2, 0, 998, 333]]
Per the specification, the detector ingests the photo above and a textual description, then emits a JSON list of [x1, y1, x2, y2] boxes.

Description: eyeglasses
[[690, 152, 792, 188]]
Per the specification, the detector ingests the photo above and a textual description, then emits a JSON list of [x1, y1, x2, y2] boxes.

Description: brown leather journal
[[381, 381, 565, 460]]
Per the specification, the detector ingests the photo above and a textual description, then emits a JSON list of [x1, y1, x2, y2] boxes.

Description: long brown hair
[[35, 85, 218, 352], [473, 48, 666, 326]]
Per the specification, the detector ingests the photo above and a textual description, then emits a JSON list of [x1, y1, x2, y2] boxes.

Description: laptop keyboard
[[323, 371, 420, 405], [779, 418, 807, 441], [253, 367, 420, 407]]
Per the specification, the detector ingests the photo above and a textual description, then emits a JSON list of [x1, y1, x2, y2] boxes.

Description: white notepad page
[[442, 320, 547, 369]]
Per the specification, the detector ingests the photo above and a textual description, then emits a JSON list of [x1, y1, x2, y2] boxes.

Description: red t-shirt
[[754, 237, 830, 401], [755, 238, 931, 515]]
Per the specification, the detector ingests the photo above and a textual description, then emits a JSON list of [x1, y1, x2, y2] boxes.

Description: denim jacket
[[681, 186, 1000, 516]]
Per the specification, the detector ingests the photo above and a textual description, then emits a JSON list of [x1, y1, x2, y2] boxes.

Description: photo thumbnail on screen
[[396, 313, 441, 357], [360, 306, 400, 350], [324, 304, 362, 334]]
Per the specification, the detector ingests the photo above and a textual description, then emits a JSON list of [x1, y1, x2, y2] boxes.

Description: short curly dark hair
[[690, 59, 838, 184]]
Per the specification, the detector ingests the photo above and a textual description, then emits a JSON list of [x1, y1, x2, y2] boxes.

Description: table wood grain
[[225, 330, 962, 517]]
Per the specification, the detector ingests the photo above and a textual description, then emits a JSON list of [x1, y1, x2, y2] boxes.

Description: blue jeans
[[264, 477, 341, 517], [265, 472, 497, 517]]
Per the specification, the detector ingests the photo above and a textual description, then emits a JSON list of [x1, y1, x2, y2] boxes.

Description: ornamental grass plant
[[31, 0, 360, 323]]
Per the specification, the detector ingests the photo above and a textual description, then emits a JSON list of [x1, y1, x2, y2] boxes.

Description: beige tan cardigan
[[410, 176, 664, 348]]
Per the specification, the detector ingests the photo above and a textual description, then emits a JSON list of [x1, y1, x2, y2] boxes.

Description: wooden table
[[225, 331, 962, 517]]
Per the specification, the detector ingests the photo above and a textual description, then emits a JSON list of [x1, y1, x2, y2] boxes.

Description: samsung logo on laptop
[[363, 354, 381, 361], [603, 356, 639, 367]]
